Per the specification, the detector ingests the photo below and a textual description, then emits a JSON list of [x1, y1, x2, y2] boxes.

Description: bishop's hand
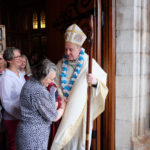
[[87, 73, 97, 86]]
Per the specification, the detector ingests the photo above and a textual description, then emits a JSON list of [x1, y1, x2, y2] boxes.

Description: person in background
[[29, 50, 45, 67], [16, 59, 66, 150], [0, 47, 25, 150], [0, 51, 6, 75], [0, 51, 7, 149], [0, 50, 6, 122], [19, 54, 32, 80], [51, 24, 108, 150]]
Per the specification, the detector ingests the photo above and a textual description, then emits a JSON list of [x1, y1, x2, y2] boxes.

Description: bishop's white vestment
[[51, 52, 108, 150]]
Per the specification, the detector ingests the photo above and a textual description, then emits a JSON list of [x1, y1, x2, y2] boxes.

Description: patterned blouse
[[16, 77, 58, 150]]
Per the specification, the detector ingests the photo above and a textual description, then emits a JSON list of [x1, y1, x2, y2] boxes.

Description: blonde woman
[[19, 54, 31, 80]]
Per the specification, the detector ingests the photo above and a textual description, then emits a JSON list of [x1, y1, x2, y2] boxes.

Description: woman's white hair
[[32, 59, 57, 81]]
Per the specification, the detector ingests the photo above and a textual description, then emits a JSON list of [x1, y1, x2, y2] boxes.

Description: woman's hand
[[53, 96, 67, 122], [61, 96, 67, 109]]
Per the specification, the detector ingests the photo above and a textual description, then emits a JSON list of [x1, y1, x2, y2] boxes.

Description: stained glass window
[[33, 12, 38, 29], [40, 11, 46, 29]]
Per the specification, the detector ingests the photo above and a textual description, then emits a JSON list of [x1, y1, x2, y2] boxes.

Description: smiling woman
[[0, 47, 26, 150], [3, 47, 22, 74]]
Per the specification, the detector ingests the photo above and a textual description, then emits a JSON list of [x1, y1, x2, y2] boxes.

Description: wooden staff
[[86, 14, 94, 150]]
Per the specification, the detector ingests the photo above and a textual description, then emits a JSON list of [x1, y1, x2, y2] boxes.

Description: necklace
[[61, 48, 85, 98]]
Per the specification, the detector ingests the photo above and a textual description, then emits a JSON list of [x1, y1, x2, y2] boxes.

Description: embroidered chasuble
[[52, 52, 108, 150]]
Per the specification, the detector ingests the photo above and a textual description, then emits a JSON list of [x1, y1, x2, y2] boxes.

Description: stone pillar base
[[132, 131, 150, 150]]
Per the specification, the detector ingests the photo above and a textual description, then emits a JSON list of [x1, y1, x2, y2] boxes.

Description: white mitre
[[64, 24, 87, 46]]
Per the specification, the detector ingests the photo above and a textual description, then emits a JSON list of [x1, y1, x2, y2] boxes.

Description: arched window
[[40, 10, 46, 29], [33, 12, 38, 29]]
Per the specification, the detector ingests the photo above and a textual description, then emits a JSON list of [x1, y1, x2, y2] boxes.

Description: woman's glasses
[[13, 55, 21, 59]]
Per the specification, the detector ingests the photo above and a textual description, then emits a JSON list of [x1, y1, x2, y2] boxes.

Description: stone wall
[[115, 0, 150, 150]]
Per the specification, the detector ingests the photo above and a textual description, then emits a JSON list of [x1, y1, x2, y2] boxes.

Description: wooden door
[[91, 1, 115, 150], [100, 0, 115, 150]]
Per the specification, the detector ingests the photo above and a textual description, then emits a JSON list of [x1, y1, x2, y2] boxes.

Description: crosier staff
[[86, 14, 94, 150]]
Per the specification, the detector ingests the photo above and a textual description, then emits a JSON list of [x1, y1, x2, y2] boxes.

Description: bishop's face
[[65, 42, 81, 61]]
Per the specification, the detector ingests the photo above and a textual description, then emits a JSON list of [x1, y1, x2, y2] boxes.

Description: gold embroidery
[[69, 24, 76, 42], [74, 34, 83, 42]]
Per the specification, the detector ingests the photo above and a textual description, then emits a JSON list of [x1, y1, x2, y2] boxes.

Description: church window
[[33, 12, 38, 29], [40, 10, 46, 29]]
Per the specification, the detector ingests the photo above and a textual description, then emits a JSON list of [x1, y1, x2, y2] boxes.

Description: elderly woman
[[0, 47, 25, 150], [16, 59, 66, 150]]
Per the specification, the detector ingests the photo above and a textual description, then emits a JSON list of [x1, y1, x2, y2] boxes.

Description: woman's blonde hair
[[21, 54, 31, 75]]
